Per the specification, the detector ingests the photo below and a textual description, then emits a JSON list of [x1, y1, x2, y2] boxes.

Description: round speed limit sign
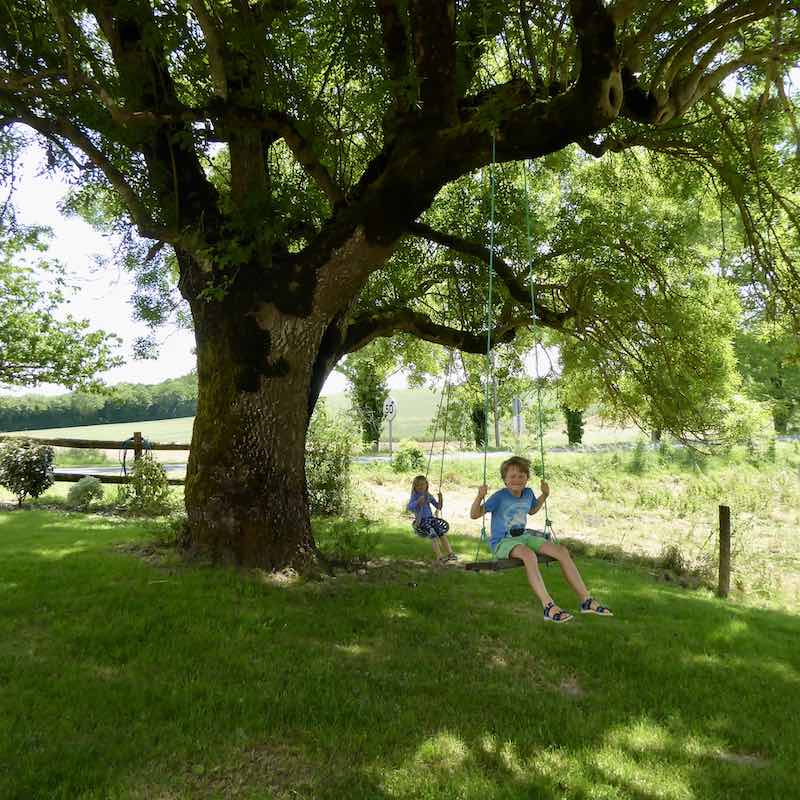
[[383, 398, 398, 421]]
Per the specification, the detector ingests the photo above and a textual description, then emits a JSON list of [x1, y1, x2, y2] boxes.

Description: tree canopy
[[0, 222, 120, 388], [1, 0, 798, 566]]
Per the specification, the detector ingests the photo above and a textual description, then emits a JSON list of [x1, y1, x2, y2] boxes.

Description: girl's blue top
[[407, 491, 440, 523]]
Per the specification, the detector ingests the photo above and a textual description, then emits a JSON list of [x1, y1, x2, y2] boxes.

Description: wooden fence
[[0, 431, 190, 485]]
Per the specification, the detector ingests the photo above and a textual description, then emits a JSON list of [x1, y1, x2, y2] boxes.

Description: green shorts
[[493, 531, 548, 560]]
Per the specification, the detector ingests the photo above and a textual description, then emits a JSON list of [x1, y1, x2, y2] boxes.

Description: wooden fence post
[[133, 431, 143, 461], [718, 504, 731, 598]]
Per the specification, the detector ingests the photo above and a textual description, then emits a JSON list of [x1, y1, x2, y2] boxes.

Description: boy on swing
[[471, 456, 613, 623]]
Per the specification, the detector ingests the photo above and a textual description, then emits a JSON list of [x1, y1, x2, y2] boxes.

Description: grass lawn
[[6, 416, 196, 445], [2, 510, 799, 799]]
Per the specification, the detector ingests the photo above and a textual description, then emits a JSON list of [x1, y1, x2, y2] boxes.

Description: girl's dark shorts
[[413, 518, 450, 539]]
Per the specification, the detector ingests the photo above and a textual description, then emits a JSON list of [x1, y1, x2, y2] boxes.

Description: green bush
[[656, 440, 677, 464], [315, 516, 378, 564], [562, 407, 584, 445], [67, 476, 105, 510], [0, 440, 55, 506], [116, 453, 172, 515], [306, 401, 355, 515], [658, 543, 688, 574], [470, 405, 487, 448], [392, 441, 425, 473], [628, 440, 652, 474]]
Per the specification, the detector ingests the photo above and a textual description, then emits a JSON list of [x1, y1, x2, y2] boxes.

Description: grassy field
[[2, 509, 799, 800], [351, 441, 800, 610], [5, 416, 196, 444], [5, 389, 642, 451]]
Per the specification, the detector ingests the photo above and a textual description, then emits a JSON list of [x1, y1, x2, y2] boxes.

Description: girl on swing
[[407, 475, 458, 563], [471, 456, 613, 623]]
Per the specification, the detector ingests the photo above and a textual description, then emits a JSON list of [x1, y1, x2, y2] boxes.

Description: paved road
[[55, 463, 188, 476]]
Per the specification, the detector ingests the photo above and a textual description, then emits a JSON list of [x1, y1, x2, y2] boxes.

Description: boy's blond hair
[[500, 456, 531, 480]]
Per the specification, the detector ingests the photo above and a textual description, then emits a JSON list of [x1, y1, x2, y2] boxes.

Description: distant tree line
[[0, 373, 198, 432]]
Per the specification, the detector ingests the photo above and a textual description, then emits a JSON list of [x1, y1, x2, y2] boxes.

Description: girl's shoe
[[580, 597, 613, 616], [445, 552, 458, 562], [543, 602, 572, 623]]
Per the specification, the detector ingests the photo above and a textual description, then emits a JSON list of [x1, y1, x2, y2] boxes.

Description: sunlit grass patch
[[31, 543, 91, 559], [591, 743, 694, 800]]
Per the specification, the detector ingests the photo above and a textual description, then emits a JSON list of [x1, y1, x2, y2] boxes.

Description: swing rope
[[437, 358, 453, 492], [425, 349, 455, 508], [522, 162, 555, 542], [474, 131, 497, 564], [471, 135, 554, 566]]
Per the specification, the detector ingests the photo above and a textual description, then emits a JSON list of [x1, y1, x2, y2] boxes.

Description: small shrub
[[746, 435, 778, 467], [636, 485, 671, 510], [0, 440, 55, 506], [658, 543, 687, 574], [694, 541, 719, 585], [628, 440, 652, 474], [156, 513, 189, 547], [306, 400, 356, 515], [315, 516, 378, 564], [562, 407, 584, 445], [392, 441, 425, 473], [677, 446, 707, 471], [67, 476, 105, 510], [116, 453, 172, 515], [469, 404, 487, 448], [657, 441, 676, 464]]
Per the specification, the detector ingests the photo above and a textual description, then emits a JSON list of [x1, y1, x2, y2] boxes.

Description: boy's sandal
[[543, 602, 573, 624], [580, 597, 613, 616]]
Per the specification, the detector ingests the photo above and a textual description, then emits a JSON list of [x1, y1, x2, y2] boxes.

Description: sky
[[6, 146, 359, 397]]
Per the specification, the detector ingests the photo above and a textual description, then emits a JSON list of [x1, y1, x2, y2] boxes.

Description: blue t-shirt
[[484, 487, 537, 550], [407, 492, 441, 524]]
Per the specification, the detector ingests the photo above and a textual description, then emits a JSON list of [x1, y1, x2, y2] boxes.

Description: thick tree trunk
[[182, 296, 323, 570]]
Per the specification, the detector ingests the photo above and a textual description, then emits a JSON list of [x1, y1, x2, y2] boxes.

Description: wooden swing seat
[[466, 530, 556, 571], [465, 553, 554, 571]]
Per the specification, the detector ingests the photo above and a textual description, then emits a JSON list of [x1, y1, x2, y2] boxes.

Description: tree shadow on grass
[[1, 514, 799, 799]]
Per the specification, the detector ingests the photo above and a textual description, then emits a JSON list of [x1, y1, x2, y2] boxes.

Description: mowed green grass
[[7, 416, 196, 444], [323, 387, 441, 441], [2, 510, 799, 799]]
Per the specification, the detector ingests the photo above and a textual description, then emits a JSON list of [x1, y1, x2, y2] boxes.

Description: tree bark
[[182, 292, 323, 570]]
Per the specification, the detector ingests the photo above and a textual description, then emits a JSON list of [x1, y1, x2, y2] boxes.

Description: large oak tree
[[1, 0, 798, 568]]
